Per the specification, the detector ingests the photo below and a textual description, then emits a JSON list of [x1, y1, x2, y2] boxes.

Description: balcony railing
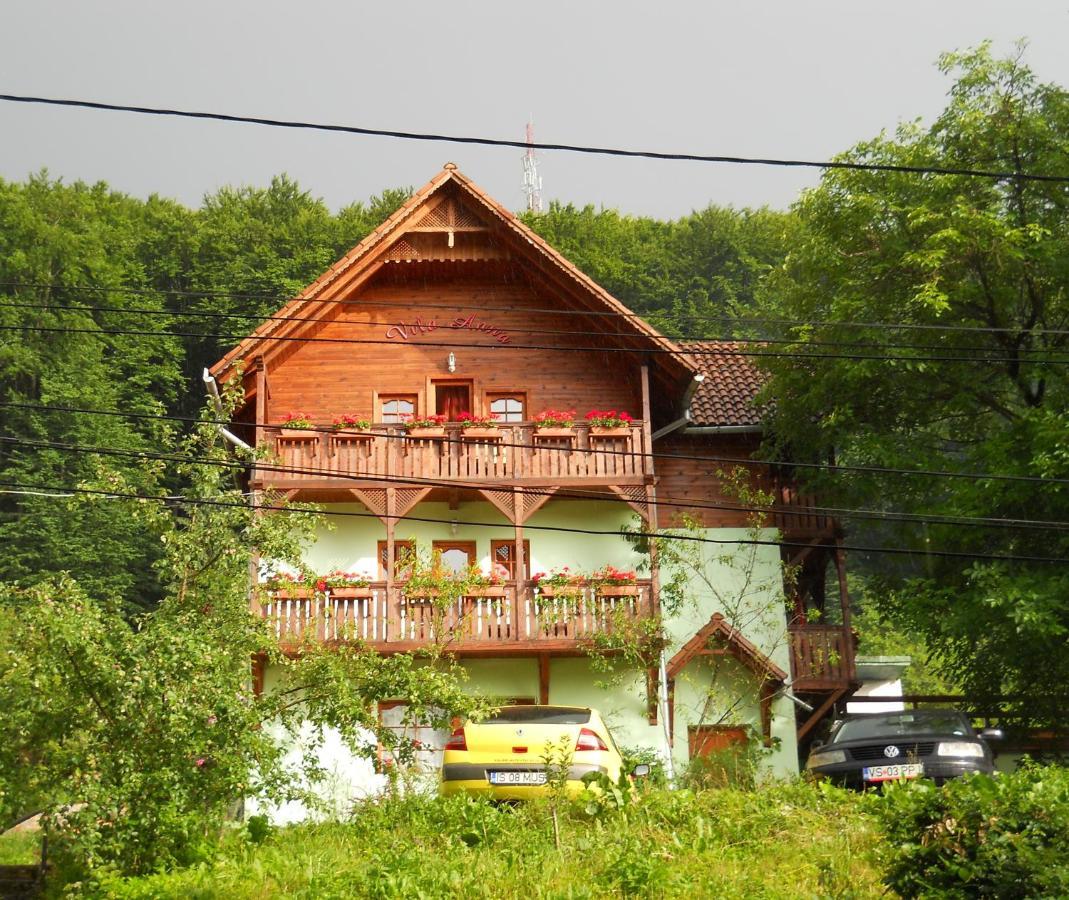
[[787, 624, 856, 690], [255, 422, 651, 488], [770, 482, 835, 535], [260, 579, 654, 652]]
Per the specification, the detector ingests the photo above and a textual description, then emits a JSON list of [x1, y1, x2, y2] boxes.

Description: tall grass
[[88, 782, 883, 899]]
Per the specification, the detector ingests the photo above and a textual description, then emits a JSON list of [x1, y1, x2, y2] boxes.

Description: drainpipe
[[658, 648, 676, 784], [650, 373, 705, 442], [202, 369, 252, 451], [682, 424, 762, 436]]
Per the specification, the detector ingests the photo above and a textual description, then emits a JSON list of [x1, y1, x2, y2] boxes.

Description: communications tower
[[521, 119, 543, 213]]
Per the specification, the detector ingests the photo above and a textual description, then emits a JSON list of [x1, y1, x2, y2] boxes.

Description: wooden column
[[386, 487, 396, 643], [835, 543, 854, 678], [539, 654, 550, 705], [252, 356, 266, 488], [513, 489, 525, 641], [640, 363, 661, 617]]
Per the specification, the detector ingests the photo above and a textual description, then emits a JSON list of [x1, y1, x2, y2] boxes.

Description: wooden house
[[209, 164, 856, 799]]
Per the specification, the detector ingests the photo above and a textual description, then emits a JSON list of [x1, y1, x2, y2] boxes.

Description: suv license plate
[[863, 763, 924, 782], [488, 770, 547, 786]]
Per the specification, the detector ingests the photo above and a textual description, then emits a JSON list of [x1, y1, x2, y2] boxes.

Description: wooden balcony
[[770, 481, 835, 537], [787, 624, 857, 690], [260, 579, 655, 655], [254, 422, 652, 491]]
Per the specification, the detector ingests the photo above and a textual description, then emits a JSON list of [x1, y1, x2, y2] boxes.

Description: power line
[[4, 321, 1068, 366], [5, 432, 1066, 535], [0, 295, 1064, 358], [3, 477, 1066, 565], [5, 400, 1068, 487], [2, 93, 1068, 183], [5, 280, 1069, 338]]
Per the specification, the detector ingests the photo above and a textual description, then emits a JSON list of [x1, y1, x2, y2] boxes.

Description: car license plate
[[863, 763, 924, 782], [488, 770, 547, 786]]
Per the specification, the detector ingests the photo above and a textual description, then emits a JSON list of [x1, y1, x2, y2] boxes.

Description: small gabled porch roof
[[667, 612, 787, 685]]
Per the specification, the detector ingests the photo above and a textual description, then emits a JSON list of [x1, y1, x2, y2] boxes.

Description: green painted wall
[[286, 499, 798, 781]]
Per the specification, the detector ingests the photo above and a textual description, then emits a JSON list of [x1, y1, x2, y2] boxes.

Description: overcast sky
[[1, 1, 1066, 219]]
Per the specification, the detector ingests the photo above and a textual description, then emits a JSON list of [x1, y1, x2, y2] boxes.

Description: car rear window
[[483, 706, 591, 725], [833, 711, 972, 742]]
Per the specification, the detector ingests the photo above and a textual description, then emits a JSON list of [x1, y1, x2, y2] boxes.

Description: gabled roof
[[667, 612, 786, 684], [677, 341, 766, 427], [209, 164, 696, 379]]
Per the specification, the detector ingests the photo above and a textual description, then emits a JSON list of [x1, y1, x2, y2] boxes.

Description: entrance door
[[434, 381, 472, 420], [432, 540, 477, 576], [688, 725, 751, 788]]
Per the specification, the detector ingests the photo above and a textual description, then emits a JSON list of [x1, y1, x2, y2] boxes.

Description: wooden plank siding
[[259, 274, 645, 425]]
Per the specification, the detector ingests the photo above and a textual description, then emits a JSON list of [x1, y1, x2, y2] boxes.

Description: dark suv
[[805, 709, 1001, 789]]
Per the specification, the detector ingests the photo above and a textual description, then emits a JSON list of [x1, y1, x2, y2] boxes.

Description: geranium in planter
[[278, 412, 317, 439], [585, 410, 635, 436], [590, 564, 640, 595], [532, 408, 577, 438], [329, 415, 372, 433], [531, 566, 585, 597], [315, 571, 373, 596], [455, 411, 501, 440], [401, 413, 449, 438], [260, 571, 314, 597]]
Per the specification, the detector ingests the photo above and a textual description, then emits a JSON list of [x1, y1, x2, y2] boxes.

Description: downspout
[[650, 373, 705, 442], [202, 368, 253, 451], [658, 649, 675, 784]]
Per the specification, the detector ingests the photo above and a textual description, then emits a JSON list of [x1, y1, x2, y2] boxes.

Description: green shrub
[[876, 764, 1069, 898]]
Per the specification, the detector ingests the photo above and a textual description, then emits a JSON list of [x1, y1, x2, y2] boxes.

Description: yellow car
[[441, 705, 636, 799]]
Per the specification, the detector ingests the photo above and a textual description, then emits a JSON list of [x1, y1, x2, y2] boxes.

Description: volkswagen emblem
[[883, 745, 901, 758]]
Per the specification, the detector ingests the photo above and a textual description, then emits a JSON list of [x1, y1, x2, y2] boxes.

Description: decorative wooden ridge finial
[[443, 162, 458, 171]]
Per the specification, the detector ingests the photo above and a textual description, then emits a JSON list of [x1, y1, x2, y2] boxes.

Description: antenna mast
[[522, 118, 543, 213]]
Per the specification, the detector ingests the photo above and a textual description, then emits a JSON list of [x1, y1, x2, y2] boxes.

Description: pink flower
[[195, 758, 207, 768]]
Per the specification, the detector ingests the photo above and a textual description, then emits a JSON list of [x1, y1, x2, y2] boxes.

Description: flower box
[[535, 584, 585, 598], [589, 427, 631, 438], [596, 584, 641, 596], [328, 586, 374, 599], [534, 428, 576, 439], [267, 586, 314, 599], [406, 427, 447, 439], [460, 428, 502, 440], [465, 586, 507, 597], [279, 428, 318, 441]]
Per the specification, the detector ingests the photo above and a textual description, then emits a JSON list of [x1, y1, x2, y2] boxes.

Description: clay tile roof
[[676, 340, 767, 428]]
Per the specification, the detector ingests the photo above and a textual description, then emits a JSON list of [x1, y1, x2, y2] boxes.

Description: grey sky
[[1, 1, 1066, 219]]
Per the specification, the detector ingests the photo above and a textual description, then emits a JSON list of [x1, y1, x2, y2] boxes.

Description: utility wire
[[0, 296, 1063, 357], [5, 432, 1066, 534], [5, 400, 1068, 487], [2, 93, 1068, 183], [4, 322, 1067, 366], [5, 280, 1069, 338], [3, 477, 1066, 565]]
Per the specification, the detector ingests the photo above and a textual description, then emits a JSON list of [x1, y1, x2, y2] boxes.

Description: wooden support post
[[834, 544, 855, 678], [252, 356, 266, 487], [386, 487, 396, 642], [796, 688, 847, 743], [640, 363, 661, 617], [513, 489, 525, 641], [539, 654, 550, 705], [251, 654, 265, 697]]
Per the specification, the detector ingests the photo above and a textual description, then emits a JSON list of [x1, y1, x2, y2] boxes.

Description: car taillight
[[445, 727, 467, 751], [575, 728, 608, 752]]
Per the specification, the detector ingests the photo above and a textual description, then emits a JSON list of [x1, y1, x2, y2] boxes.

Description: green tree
[[757, 43, 1069, 723]]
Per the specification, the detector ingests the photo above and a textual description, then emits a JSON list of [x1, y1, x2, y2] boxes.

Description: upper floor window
[[488, 393, 525, 423], [380, 394, 416, 423]]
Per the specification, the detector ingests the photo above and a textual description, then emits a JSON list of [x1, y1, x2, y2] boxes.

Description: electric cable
[[5, 432, 1066, 534], [3, 477, 1066, 565], [5, 400, 1067, 487], [0, 296, 1063, 357], [2, 93, 1067, 183]]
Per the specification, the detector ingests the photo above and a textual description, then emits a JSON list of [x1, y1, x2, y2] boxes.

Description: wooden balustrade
[[787, 624, 855, 689], [260, 580, 654, 652], [770, 481, 834, 535], [258, 422, 650, 488]]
